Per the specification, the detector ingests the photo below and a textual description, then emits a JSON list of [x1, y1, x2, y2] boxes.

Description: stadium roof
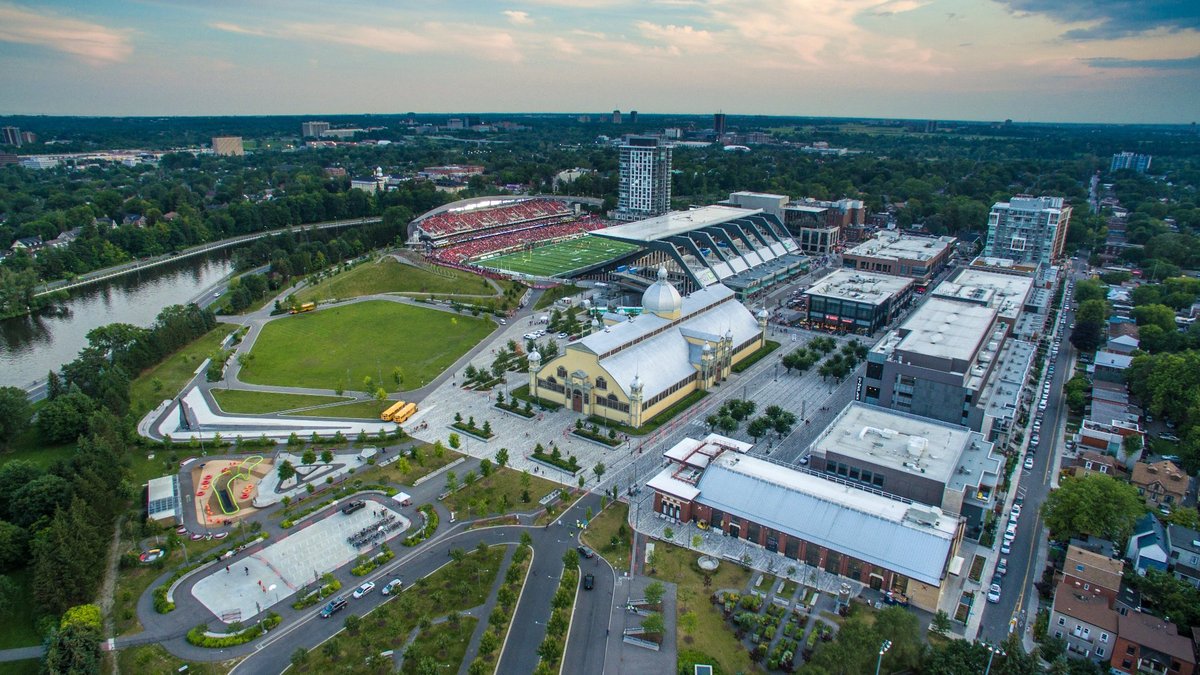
[[593, 205, 760, 243]]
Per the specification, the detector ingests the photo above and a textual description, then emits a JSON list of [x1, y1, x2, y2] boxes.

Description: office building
[[841, 232, 955, 287], [19, 131, 35, 145], [612, 110, 622, 124], [629, 110, 638, 124], [806, 402, 1002, 539], [713, 112, 727, 137], [983, 195, 1071, 266], [301, 121, 330, 138], [646, 433, 963, 612], [802, 269, 913, 333], [1, 126, 20, 147], [615, 136, 671, 221], [1110, 152, 1152, 174], [211, 136, 244, 156]]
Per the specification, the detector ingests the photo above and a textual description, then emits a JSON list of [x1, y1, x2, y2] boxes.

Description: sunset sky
[[1, 0, 1197, 123]]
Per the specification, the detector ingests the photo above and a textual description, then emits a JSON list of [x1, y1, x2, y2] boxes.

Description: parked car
[[583, 574, 595, 590], [577, 545, 595, 559], [1001, 541, 1012, 555], [987, 585, 1001, 603], [342, 500, 366, 515], [1024, 455, 1035, 470], [352, 581, 375, 599], [382, 579, 403, 596], [997, 558, 1008, 575]]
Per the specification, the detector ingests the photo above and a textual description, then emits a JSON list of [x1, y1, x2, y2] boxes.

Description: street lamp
[[984, 643, 1006, 675], [875, 639, 892, 675]]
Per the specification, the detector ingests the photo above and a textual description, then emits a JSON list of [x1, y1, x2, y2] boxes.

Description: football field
[[479, 237, 640, 277]]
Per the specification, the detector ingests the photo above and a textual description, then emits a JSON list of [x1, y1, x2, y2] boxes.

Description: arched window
[[607, 393, 618, 401], [547, 376, 557, 385], [557, 366, 567, 378], [595, 377, 607, 391]]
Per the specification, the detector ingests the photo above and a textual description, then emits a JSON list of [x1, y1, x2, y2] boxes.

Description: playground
[[189, 456, 272, 525]]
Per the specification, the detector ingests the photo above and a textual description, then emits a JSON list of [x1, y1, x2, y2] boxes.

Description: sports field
[[478, 237, 640, 277], [239, 300, 493, 392]]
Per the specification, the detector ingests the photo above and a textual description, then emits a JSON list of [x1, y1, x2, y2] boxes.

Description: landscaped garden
[[581, 501, 633, 572], [441, 465, 560, 519], [239, 300, 493, 391]]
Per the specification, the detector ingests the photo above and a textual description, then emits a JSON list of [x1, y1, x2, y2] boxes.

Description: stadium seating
[[429, 216, 608, 264], [417, 198, 572, 238]]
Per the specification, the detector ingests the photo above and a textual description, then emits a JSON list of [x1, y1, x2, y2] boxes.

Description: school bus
[[290, 302, 316, 314], [392, 402, 417, 424], [380, 400, 406, 421]]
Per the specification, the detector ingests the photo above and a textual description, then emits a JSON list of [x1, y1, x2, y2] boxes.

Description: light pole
[[875, 639, 892, 675], [984, 643, 1005, 675]]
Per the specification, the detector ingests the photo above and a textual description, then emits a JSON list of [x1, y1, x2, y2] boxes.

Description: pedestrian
[[226, 565, 230, 573], [244, 566, 249, 575]]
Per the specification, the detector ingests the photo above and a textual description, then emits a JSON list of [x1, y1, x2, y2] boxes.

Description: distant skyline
[[1, 0, 1197, 124]]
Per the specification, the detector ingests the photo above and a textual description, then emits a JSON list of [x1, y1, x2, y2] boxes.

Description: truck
[[290, 302, 316, 314]]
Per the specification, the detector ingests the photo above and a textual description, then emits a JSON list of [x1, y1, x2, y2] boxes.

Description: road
[[978, 262, 1081, 644]]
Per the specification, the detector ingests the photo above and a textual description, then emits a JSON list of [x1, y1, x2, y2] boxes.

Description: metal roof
[[593, 205, 760, 243], [695, 453, 957, 585]]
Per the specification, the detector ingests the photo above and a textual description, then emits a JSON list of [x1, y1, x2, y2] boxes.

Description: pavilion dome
[[642, 266, 682, 318]]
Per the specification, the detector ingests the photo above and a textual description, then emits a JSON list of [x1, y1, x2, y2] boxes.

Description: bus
[[290, 302, 316, 314], [392, 402, 417, 424], [380, 401, 406, 421]]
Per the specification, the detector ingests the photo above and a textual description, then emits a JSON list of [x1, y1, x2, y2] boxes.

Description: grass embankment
[[0, 569, 39, 648], [116, 643, 235, 674], [240, 300, 493, 391], [581, 501, 632, 572], [442, 467, 560, 519], [0, 427, 75, 470], [293, 399, 392, 419], [210, 389, 350, 414], [649, 542, 756, 675], [533, 284, 582, 310], [297, 258, 499, 303], [128, 323, 238, 416], [292, 545, 505, 673], [401, 616, 478, 674]]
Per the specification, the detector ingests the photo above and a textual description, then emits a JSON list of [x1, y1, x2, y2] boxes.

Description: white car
[[997, 558, 1008, 575], [382, 579, 402, 595], [1024, 455, 1035, 470], [352, 581, 375, 599], [1001, 541, 1012, 555], [987, 584, 1001, 603], [557, 332, 568, 339], [1010, 504, 1022, 518], [1038, 402, 1047, 411]]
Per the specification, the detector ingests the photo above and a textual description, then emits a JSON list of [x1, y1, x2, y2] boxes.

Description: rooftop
[[593, 205, 760, 243], [937, 268, 1035, 321], [893, 297, 999, 364], [844, 232, 954, 263], [1052, 581, 1118, 632], [804, 269, 913, 306], [808, 402, 978, 487], [1117, 613, 1195, 664], [982, 339, 1036, 420]]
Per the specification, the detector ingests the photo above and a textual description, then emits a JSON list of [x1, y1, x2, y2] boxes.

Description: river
[[0, 252, 235, 388]]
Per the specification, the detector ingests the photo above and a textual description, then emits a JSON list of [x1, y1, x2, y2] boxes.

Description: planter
[[449, 424, 494, 442], [494, 403, 536, 419], [530, 454, 579, 476], [571, 429, 622, 448]]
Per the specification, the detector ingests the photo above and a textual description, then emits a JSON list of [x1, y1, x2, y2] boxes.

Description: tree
[[480, 458, 493, 477], [45, 616, 101, 675], [321, 449, 333, 464], [478, 630, 499, 655], [562, 548, 579, 570], [0, 521, 26, 572], [277, 460, 296, 483], [717, 415, 738, 433], [445, 471, 457, 492], [0, 387, 31, 448], [593, 462, 606, 481], [36, 390, 95, 444], [1041, 473, 1144, 542], [644, 581, 665, 606], [448, 433, 461, 449], [640, 612, 665, 635], [747, 417, 772, 442], [302, 448, 316, 465], [1073, 279, 1107, 304], [932, 609, 952, 635], [1138, 569, 1200, 628], [1133, 304, 1179, 332], [1070, 299, 1108, 353], [495, 447, 509, 468], [290, 647, 309, 666]]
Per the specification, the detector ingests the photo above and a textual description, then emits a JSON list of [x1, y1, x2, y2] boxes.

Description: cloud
[[634, 21, 716, 55], [0, 3, 132, 64], [209, 22, 268, 37], [995, 0, 1200, 40], [1082, 53, 1200, 70], [872, 0, 932, 16], [503, 10, 533, 26]]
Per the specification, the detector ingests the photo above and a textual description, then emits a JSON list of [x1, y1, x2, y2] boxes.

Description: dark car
[[583, 574, 595, 590], [577, 545, 595, 559], [341, 500, 366, 515], [320, 596, 348, 618]]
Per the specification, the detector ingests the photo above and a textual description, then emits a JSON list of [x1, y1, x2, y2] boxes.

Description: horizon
[[1, 1, 1198, 124]]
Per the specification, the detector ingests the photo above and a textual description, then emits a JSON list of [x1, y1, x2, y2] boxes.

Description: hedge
[[351, 544, 395, 576], [187, 613, 282, 648], [402, 505, 439, 547]]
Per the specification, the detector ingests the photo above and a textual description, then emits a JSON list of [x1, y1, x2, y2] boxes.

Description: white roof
[[895, 297, 997, 363], [647, 466, 701, 501], [937, 269, 1034, 320], [1095, 351, 1133, 369], [594, 205, 760, 243], [696, 453, 957, 585], [804, 269, 912, 306], [844, 233, 953, 263]]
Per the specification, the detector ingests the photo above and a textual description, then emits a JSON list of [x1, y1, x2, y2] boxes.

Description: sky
[[0, 0, 1197, 123]]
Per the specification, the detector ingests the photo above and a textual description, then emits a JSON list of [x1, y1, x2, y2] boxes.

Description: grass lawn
[[648, 541, 757, 675], [0, 426, 76, 470], [210, 389, 350, 414], [2, 660, 40, 675], [400, 615, 478, 674], [292, 399, 392, 419], [480, 237, 640, 277], [0, 568, 41, 648], [442, 467, 560, 519], [116, 643, 236, 675], [581, 501, 632, 572], [533, 284, 582, 310], [388, 445, 462, 486], [292, 545, 505, 673], [240, 300, 493, 392], [297, 258, 498, 303], [129, 323, 238, 417]]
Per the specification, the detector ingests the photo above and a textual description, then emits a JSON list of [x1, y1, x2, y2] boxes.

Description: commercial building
[[615, 136, 672, 221], [1110, 152, 1152, 174], [932, 267, 1037, 335], [806, 402, 1002, 539], [864, 295, 1030, 437], [1050, 581, 1119, 662], [612, 110, 622, 124], [531, 268, 766, 426], [1, 126, 21, 147], [983, 195, 1072, 266], [211, 136, 245, 156], [720, 191, 848, 255], [419, 164, 484, 180], [646, 433, 963, 612], [301, 121, 330, 138], [803, 269, 913, 333], [841, 232, 955, 286], [713, 112, 726, 138]]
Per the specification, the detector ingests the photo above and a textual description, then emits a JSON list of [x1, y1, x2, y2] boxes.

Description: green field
[[210, 389, 350, 414], [292, 399, 392, 419], [479, 237, 639, 277], [240, 301, 492, 391], [297, 258, 497, 303]]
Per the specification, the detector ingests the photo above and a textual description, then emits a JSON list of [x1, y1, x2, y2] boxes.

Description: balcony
[[1137, 658, 1170, 675]]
